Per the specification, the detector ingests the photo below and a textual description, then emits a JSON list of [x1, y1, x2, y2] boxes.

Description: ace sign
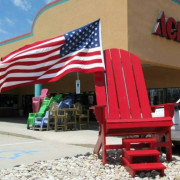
[[152, 12, 180, 42]]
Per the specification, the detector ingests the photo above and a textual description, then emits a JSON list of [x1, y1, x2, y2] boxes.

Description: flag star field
[[60, 20, 100, 58]]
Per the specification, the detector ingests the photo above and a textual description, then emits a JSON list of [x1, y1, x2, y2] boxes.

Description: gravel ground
[[0, 150, 180, 180]]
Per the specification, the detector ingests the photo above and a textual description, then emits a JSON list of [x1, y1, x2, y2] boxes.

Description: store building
[[0, 0, 180, 117]]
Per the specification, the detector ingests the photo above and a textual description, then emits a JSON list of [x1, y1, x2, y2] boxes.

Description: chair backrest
[[63, 98, 73, 108], [74, 102, 83, 115], [32, 97, 41, 113], [49, 102, 58, 116], [58, 101, 69, 109], [44, 110, 49, 118], [40, 88, 49, 97], [32, 89, 50, 112], [53, 94, 63, 103], [94, 49, 152, 119]]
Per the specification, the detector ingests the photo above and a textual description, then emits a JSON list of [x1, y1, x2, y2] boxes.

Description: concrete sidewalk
[[0, 117, 122, 151]]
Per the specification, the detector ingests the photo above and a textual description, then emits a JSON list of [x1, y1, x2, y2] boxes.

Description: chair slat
[[94, 72, 106, 105], [94, 72, 108, 119], [130, 53, 152, 118], [104, 49, 120, 119], [110, 49, 130, 119], [120, 50, 141, 119]]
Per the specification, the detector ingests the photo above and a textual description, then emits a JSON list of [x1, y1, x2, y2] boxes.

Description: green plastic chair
[[27, 94, 62, 129], [27, 97, 52, 129], [53, 94, 63, 103]]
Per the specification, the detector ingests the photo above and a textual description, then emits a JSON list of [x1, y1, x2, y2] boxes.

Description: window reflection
[[148, 88, 180, 105]]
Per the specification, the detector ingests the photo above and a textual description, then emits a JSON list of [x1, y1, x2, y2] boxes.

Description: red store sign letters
[[153, 11, 180, 42]]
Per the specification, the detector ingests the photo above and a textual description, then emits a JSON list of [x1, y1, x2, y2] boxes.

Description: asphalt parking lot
[[0, 133, 95, 170], [0, 118, 123, 170]]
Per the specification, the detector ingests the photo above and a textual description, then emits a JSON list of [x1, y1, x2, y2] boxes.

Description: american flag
[[0, 20, 104, 93]]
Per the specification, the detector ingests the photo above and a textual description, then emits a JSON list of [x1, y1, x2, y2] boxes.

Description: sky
[[0, 0, 57, 42]]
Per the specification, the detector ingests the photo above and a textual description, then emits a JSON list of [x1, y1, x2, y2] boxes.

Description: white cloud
[[5, 17, 14, 26], [26, 18, 33, 25], [0, 28, 10, 35], [11, 0, 31, 11], [44, 0, 56, 4]]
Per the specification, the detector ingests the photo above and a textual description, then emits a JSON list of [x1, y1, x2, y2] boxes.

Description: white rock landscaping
[[0, 150, 180, 180]]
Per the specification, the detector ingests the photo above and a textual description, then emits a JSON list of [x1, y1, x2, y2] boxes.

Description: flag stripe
[[15, 44, 63, 58], [2, 44, 62, 65], [0, 53, 60, 74], [2, 36, 64, 62]]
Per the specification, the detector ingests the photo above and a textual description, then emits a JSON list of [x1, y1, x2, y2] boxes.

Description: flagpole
[[99, 19, 109, 117]]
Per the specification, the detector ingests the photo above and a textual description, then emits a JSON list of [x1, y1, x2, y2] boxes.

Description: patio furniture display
[[27, 97, 53, 129], [47, 98, 76, 131], [32, 97, 41, 113], [47, 102, 56, 131], [74, 102, 89, 130], [47, 102, 67, 131], [61, 98, 73, 108], [27, 94, 62, 129], [92, 49, 174, 177], [32, 88, 50, 113], [53, 94, 63, 104], [39, 89, 50, 102], [34, 110, 49, 130], [58, 98, 77, 130], [62, 108, 77, 131]]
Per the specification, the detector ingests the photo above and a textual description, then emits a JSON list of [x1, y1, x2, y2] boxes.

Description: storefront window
[[0, 94, 19, 117], [0, 94, 18, 108], [22, 95, 33, 116], [148, 88, 180, 105]]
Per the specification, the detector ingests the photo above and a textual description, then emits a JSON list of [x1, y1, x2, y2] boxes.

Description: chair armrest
[[89, 105, 106, 110], [90, 105, 106, 123], [62, 108, 76, 110], [151, 103, 178, 118]]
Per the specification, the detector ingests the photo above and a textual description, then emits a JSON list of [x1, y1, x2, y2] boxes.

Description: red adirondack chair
[[93, 49, 174, 167]]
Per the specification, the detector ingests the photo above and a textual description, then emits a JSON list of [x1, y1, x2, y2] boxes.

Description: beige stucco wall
[[143, 66, 180, 88], [128, 0, 180, 69]]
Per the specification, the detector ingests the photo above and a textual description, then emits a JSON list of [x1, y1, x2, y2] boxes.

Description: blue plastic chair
[[59, 98, 73, 122], [34, 110, 49, 130], [63, 98, 73, 108]]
